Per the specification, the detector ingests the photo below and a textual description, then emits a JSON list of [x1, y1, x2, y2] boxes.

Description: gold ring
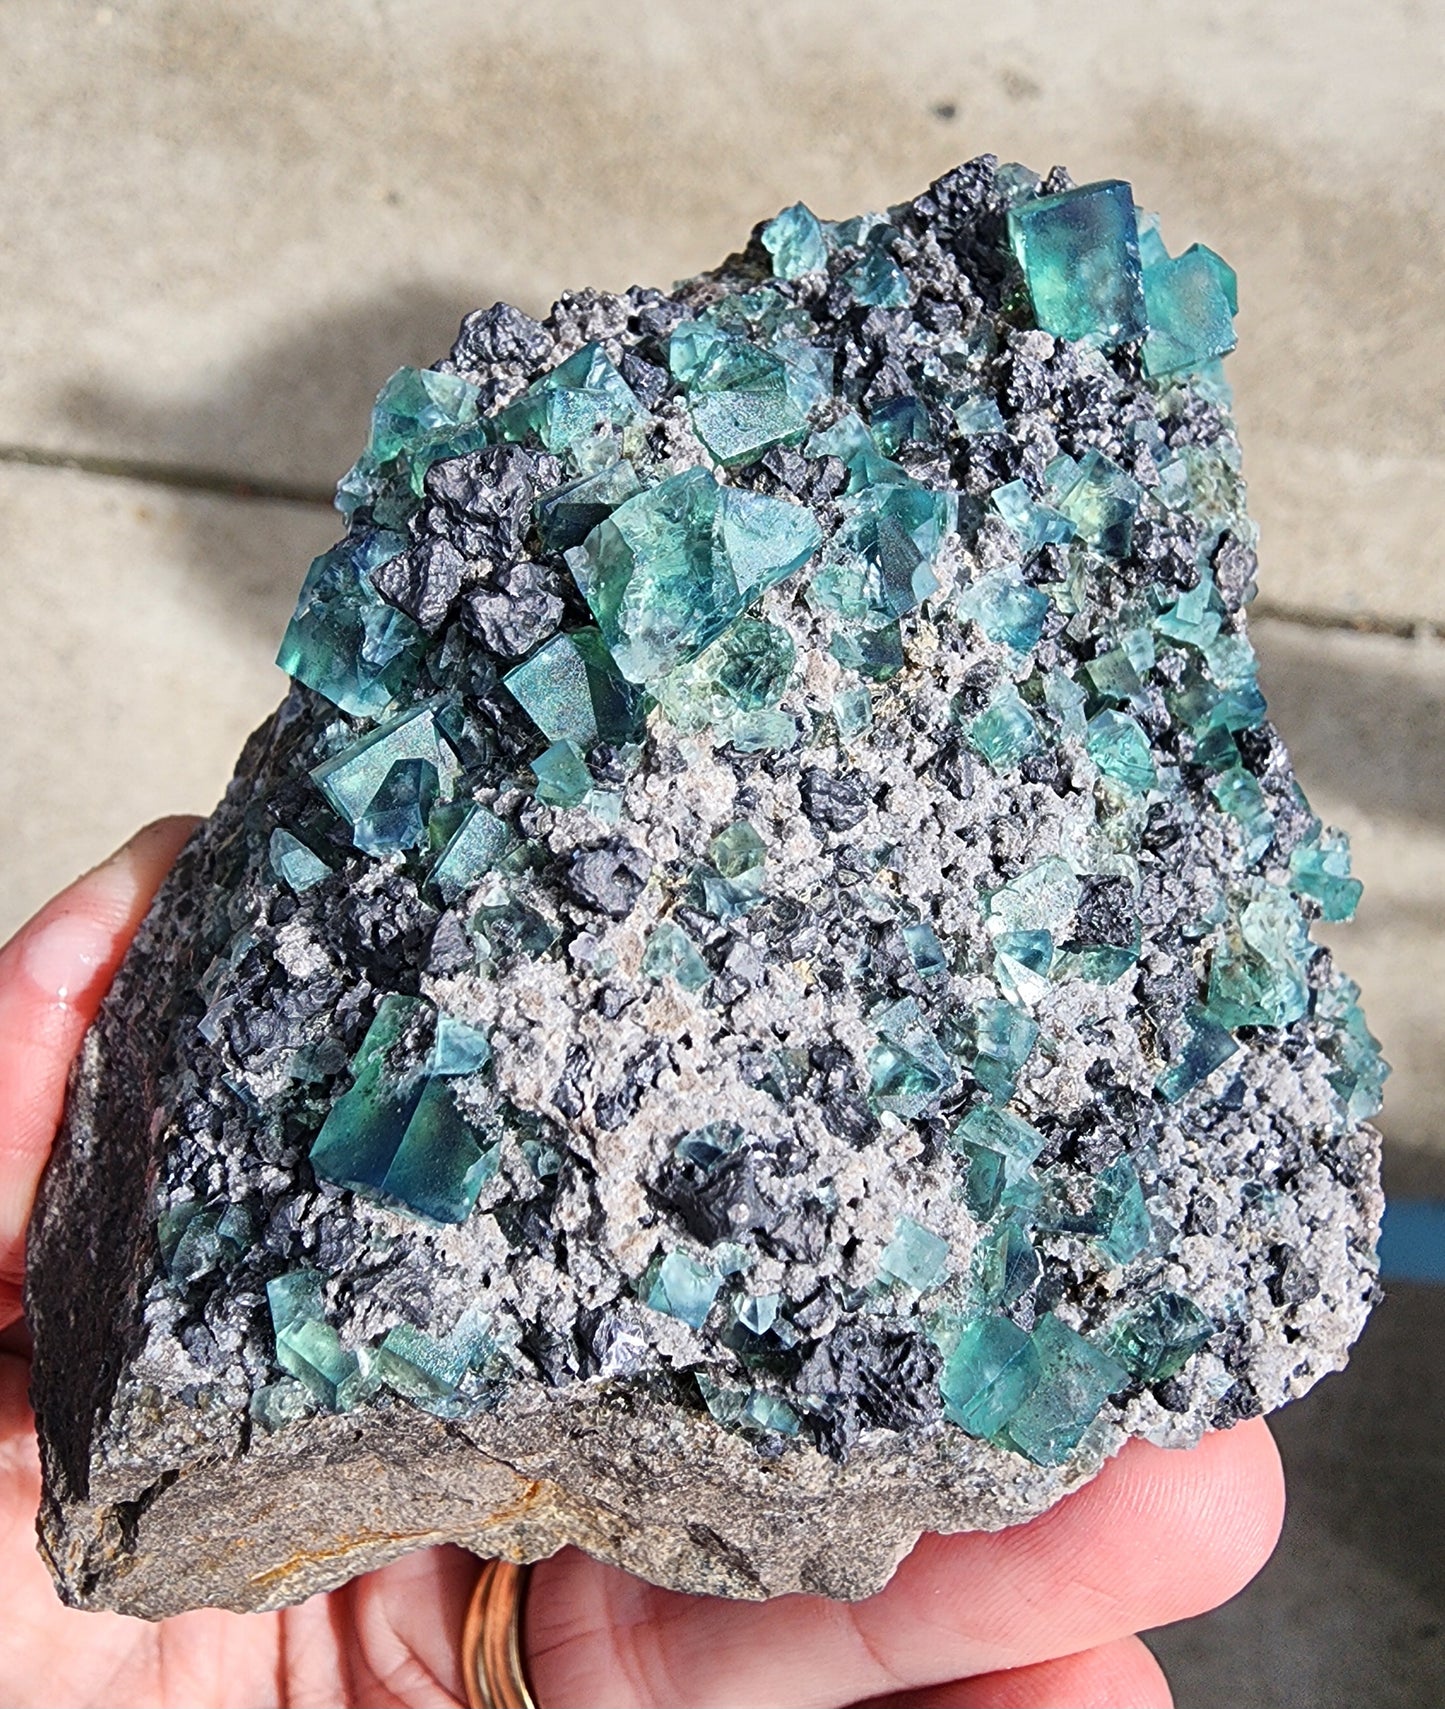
[[462, 1558, 538, 1709]]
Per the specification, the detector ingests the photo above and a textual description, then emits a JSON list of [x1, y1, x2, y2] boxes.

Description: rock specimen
[[27, 158, 1386, 1619]]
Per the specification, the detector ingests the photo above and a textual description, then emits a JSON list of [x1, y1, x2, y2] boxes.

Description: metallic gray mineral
[[25, 158, 1386, 1618]]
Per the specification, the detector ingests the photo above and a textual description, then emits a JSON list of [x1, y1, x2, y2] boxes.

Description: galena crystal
[[28, 155, 1385, 1622]]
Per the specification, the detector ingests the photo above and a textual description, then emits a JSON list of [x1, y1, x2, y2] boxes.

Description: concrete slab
[[0, 1, 1440, 623], [1148, 1281, 1445, 1709], [0, 462, 332, 938]]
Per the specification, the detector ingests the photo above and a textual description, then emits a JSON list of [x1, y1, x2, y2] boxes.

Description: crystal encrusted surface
[[27, 158, 1384, 1618]]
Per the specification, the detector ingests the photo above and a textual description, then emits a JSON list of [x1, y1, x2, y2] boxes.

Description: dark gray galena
[[26, 157, 1385, 1618]]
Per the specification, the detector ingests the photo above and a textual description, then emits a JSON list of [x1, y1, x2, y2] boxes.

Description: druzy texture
[[28, 159, 1385, 1618]]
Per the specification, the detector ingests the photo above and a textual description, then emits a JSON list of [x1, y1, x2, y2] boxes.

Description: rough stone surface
[[26, 156, 1384, 1619]]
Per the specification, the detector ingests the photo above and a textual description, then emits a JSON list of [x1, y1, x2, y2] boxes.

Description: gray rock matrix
[[26, 157, 1382, 1619]]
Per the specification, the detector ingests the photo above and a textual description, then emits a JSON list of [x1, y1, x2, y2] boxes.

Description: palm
[[0, 823, 1287, 1709]]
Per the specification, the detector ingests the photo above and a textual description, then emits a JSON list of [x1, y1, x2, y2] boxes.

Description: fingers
[[856, 1635, 1173, 1708], [0, 818, 198, 1321], [525, 1420, 1282, 1709]]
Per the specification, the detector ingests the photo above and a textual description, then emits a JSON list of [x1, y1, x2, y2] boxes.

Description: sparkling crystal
[[1142, 246, 1238, 379], [375, 1323, 469, 1404], [268, 828, 332, 893], [967, 999, 1041, 1100], [991, 479, 1075, 555], [710, 820, 767, 880], [311, 701, 461, 834], [531, 738, 593, 808], [1206, 884, 1312, 1029], [966, 683, 1041, 770], [277, 529, 423, 717], [641, 921, 711, 992], [352, 757, 438, 856], [1290, 826, 1363, 922], [1156, 1004, 1240, 1103], [568, 468, 820, 683], [902, 920, 948, 979], [642, 1250, 721, 1328], [503, 628, 646, 746], [833, 685, 875, 741], [1046, 449, 1141, 557], [308, 996, 495, 1224], [973, 1217, 1041, 1310], [428, 803, 514, 904], [1086, 710, 1157, 793], [958, 568, 1051, 653], [842, 237, 911, 307], [1092, 1157, 1151, 1266], [868, 998, 958, 1117], [993, 929, 1055, 1007], [1211, 767, 1274, 864], [672, 326, 814, 467], [1107, 1291, 1215, 1382], [939, 1314, 1041, 1438], [1004, 1313, 1128, 1465], [950, 1103, 1047, 1220], [471, 899, 560, 963], [535, 460, 643, 553], [761, 201, 830, 278], [266, 1270, 366, 1411], [494, 341, 644, 456], [880, 1216, 949, 1290], [987, 858, 1082, 937], [1007, 180, 1147, 347]]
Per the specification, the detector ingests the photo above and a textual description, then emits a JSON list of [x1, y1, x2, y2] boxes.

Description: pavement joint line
[[2, 442, 1442, 644], [0, 442, 333, 508]]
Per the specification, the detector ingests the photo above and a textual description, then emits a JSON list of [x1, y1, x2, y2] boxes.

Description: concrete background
[[0, 3, 1439, 1703]]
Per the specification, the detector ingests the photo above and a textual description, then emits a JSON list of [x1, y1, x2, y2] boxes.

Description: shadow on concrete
[[59, 284, 499, 639], [1255, 622, 1445, 830], [1150, 1284, 1445, 1709]]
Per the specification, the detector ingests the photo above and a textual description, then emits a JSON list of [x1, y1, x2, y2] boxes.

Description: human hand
[[0, 822, 1284, 1708]]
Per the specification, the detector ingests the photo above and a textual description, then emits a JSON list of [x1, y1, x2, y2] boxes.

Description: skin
[[0, 820, 1285, 1709]]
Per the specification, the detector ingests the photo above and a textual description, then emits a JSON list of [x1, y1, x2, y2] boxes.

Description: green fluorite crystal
[[1156, 1005, 1241, 1103], [494, 341, 643, 456], [567, 467, 821, 683], [1108, 1291, 1216, 1383], [1290, 826, 1363, 922], [268, 828, 331, 893], [276, 529, 422, 718], [868, 998, 957, 1117], [503, 628, 646, 746], [940, 1314, 1041, 1438], [1086, 709, 1157, 793], [1142, 245, 1238, 379], [642, 1250, 721, 1328], [308, 995, 496, 1224], [1007, 180, 1147, 347], [761, 201, 830, 278], [958, 568, 1051, 653], [641, 920, 711, 992], [311, 700, 461, 832], [531, 738, 593, 807], [1206, 883, 1312, 1028], [1003, 1314, 1128, 1465], [880, 1216, 949, 1290], [428, 803, 514, 904], [266, 1270, 367, 1411]]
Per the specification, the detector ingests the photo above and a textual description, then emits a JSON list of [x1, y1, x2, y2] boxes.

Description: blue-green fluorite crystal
[[308, 995, 496, 1224], [503, 628, 646, 746], [880, 1216, 949, 1290], [567, 467, 820, 683], [761, 201, 830, 278], [1007, 180, 1147, 347]]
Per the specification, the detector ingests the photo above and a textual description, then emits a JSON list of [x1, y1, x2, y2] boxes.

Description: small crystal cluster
[[61, 159, 1384, 1573]]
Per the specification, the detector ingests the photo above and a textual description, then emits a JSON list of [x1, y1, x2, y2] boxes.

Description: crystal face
[[72, 157, 1384, 1621], [1007, 180, 1147, 347]]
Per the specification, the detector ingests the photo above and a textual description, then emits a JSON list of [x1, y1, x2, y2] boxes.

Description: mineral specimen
[[27, 158, 1385, 1619]]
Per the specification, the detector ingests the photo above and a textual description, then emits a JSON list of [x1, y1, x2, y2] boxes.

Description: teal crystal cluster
[[40, 158, 1386, 1618]]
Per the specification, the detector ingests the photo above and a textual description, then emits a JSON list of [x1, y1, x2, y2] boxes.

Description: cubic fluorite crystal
[[29, 156, 1384, 1621]]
